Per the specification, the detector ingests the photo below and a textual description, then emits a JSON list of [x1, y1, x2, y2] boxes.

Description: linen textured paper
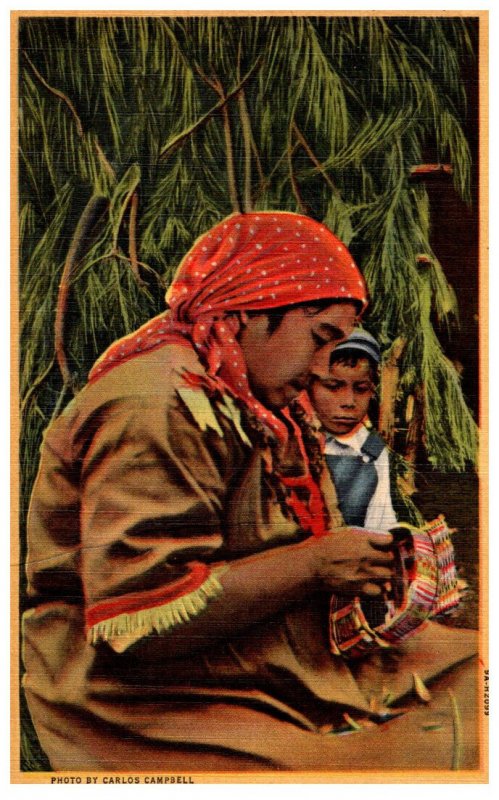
[[11, 10, 488, 784]]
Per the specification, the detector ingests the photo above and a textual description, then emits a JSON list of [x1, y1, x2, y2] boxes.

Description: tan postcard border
[[10, 8, 489, 785]]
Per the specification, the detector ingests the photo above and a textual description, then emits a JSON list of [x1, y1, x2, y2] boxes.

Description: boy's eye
[[354, 383, 374, 394]]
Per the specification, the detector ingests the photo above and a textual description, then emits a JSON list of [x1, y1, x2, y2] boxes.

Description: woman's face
[[239, 302, 358, 409], [309, 358, 375, 435]]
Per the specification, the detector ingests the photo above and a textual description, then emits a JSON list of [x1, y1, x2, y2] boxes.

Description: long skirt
[[25, 654, 480, 775]]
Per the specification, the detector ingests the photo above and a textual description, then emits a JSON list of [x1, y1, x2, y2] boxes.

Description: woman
[[23, 212, 477, 772]]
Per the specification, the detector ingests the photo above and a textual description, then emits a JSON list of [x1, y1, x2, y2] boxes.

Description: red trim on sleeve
[[85, 561, 211, 630]]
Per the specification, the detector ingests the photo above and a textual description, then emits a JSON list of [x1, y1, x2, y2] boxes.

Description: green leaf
[[322, 193, 354, 246]]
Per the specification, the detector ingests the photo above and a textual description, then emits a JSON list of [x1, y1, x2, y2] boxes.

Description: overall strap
[[325, 430, 384, 527]]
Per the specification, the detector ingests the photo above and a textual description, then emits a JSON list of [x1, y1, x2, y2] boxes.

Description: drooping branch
[[94, 141, 116, 182], [288, 125, 310, 215], [23, 51, 116, 181], [292, 121, 339, 194], [158, 59, 261, 164], [250, 137, 266, 196], [289, 162, 309, 214], [23, 51, 84, 137], [128, 191, 142, 283], [220, 95, 241, 213], [113, 252, 167, 290], [194, 66, 241, 213], [252, 143, 298, 204], [69, 250, 165, 290], [54, 195, 108, 392], [36, 92, 59, 197], [161, 23, 252, 211], [19, 146, 48, 222], [238, 89, 254, 212], [233, 41, 253, 212], [21, 358, 56, 415]]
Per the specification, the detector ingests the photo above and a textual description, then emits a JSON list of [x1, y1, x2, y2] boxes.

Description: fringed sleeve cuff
[[85, 562, 226, 653]]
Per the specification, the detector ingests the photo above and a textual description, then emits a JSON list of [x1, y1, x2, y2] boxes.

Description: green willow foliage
[[19, 15, 478, 521]]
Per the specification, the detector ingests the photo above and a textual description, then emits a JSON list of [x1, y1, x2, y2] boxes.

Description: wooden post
[[409, 163, 453, 180], [403, 384, 425, 493], [378, 336, 406, 449]]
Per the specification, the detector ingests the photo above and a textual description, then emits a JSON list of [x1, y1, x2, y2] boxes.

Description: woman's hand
[[306, 527, 395, 598]]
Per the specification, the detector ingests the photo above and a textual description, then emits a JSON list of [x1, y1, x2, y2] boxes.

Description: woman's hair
[[247, 298, 362, 335]]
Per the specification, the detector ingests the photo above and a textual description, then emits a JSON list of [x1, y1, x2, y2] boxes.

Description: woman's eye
[[321, 382, 341, 392], [312, 331, 328, 348]]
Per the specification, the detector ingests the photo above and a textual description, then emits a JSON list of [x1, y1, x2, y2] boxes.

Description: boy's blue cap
[[331, 328, 381, 365]]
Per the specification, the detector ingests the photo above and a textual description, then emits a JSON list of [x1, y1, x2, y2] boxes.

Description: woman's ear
[[239, 311, 249, 325]]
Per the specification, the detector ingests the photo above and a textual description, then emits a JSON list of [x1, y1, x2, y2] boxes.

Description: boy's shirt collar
[[325, 422, 370, 455]]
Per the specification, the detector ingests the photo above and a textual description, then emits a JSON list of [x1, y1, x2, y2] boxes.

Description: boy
[[309, 328, 413, 531]]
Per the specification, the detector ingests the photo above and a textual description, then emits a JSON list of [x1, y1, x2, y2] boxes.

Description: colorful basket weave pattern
[[329, 516, 461, 658]]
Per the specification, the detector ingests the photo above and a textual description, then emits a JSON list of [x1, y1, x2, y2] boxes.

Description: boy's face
[[309, 358, 375, 435]]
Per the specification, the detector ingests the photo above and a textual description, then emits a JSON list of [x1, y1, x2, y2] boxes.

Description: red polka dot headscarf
[[89, 212, 368, 441], [167, 211, 367, 319]]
